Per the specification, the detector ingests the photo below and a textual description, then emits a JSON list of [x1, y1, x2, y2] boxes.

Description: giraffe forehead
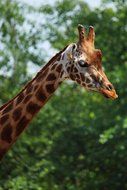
[[75, 50, 87, 60], [78, 43, 101, 60]]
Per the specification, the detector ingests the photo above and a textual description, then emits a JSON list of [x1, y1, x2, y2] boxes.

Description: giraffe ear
[[67, 44, 77, 61], [72, 43, 77, 52]]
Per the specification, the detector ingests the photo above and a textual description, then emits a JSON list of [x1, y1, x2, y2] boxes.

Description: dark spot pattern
[[74, 68, 78, 73], [87, 83, 93, 88], [26, 84, 33, 94], [60, 71, 64, 78], [80, 74, 85, 81], [36, 88, 47, 102], [51, 64, 57, 70], [1, 124, 12, 143], [34, 85, 39, 91], [59, 81, 62, 85], [67, 67, 71, 73], [70, 74, 75, 80], [16, 93, 24, 105], [57, 56, 61, 61], [2, 102, 13, 115], [46, 84, 55, 94], [23, 94, 32, 104], [36, 74, 43, 82], [86, 78, 91, 83], [0, 115, 9, 125], [76, 74, 80, 79], [70, 65, 74, 72], [90, 74, 98, 82], [16, 116, 29, 136], [46, 73, 56, 81], [56, 64, 62, 73], [36, 68, 49, 82], [76, 79, 81, 84], [82, 83, 87, 87], [13, 107, 22, 121], [26, 102, 41, 115]]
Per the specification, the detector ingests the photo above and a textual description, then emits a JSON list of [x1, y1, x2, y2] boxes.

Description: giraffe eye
[[78, 60, 89, 67]]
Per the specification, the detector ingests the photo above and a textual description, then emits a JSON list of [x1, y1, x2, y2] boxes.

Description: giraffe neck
[[0, 46, 69, 160]]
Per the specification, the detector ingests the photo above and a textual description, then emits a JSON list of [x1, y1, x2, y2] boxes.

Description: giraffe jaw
[[83, 85, 118, 99], [94, 82, 118, 99], [84, 82, 118, 99], [99, 88, 118, 99]]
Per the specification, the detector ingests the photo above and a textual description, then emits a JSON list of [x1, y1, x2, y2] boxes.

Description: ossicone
[[77, 24, 95, 46]]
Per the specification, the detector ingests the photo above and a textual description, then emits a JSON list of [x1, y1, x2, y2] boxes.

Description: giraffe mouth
[[99, 88, 118, 99], [84, 82, 118, 99], [93, 81, 118, 99]]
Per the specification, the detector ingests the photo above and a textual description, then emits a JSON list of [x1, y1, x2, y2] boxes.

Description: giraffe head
[[63, 24, 118, 99]]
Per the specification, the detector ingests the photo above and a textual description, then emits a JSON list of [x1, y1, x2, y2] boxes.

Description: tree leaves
[[0, 0, 127, 189]]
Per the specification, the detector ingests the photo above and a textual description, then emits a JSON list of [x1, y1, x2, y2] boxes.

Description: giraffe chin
[[99, 88, 118, 99]]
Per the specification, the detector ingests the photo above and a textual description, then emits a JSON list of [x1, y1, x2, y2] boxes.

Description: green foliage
[[0, 0, 46, 103], [0, 0, 127, 189]]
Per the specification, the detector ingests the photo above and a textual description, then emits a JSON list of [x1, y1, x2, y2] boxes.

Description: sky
[[21, 0, 101, 8]]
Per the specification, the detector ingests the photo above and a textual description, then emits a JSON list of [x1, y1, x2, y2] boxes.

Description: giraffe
[[0, 24, 118, 160]]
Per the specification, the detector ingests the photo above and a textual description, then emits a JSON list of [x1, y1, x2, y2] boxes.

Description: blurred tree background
[[0, 0, 127, 189]]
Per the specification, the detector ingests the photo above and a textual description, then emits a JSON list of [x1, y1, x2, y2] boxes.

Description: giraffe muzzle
[[99, 88, 118, 99]]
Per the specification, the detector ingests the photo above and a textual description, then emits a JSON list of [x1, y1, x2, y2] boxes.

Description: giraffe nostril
[[107, 84, 114, 91]]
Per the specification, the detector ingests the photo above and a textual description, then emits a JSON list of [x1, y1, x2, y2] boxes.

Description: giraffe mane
[[0, 45, 68, 111]]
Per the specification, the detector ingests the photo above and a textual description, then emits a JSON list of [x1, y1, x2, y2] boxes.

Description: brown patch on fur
[[56, 64, 62, 73], [2, 102, 13, 115], [13, 107, 22, 121], [60, 71, 64, 78], [86, 78, 91, 83], [90, 74, 98, 82], [1, 124, 12, 143], [26, 102, 41, 115], [76, 74, 80, 79], [74, 68, 78, 73], [0, 114, 9, 125], [46, 73, 56, 81], [26, 84, 33, 94], [82, 83, 87, 87], [57, 56, 61, 61], [59, 81, 62, 85], [16, 116, 29, 136], [16, 93, 24, 105], [76, 79, 81, 84], [80, 74, 85, 81], [70, 74, 75, 80], [46, 84, 55, 94], [87, 83, 93, 88], [67, 67, 71, 73], [34, 85, 39, 91], [51, 64, 57, 70], [70, 65, 74, 72], [36, 88, 47, 102], [36, 68, 49, 82], [23, 94, 32, 104]]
